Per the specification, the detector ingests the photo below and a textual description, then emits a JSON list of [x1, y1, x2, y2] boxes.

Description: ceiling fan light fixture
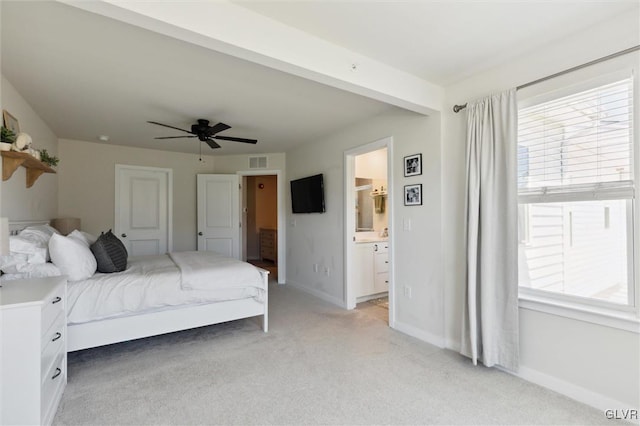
[[148, 118, 257, 150]]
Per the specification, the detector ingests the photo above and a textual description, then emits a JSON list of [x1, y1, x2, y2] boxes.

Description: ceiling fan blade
[[205, 139, 221, 149], [205, 122, 231, 136], [147, 121, 194, 134], [214, 135, 258, 144], [154, 136, 198, 139]]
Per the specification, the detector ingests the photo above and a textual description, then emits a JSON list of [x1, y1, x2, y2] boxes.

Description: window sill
[[519, 294, 640, 333]]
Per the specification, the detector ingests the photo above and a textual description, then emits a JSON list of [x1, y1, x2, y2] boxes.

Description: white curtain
[[460, 89, 519, 371]]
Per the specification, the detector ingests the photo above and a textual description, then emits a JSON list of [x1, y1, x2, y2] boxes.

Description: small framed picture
[[2, 110, 20, 134], [404, 153, 422, 177], [404, 184, 422, 206]]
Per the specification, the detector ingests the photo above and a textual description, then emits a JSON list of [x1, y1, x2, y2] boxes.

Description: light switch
[[403, 218, 411, 231]]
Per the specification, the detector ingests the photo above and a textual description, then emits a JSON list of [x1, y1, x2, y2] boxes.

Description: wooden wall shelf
[[1, 151, 56, 188]]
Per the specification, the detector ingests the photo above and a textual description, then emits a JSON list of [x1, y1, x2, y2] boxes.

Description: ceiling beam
[[58, 0, 443, 115]]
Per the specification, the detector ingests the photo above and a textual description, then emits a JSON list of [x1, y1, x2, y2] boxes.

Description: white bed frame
[[67, 270, 268, 351], [9, 220, 269, 352]]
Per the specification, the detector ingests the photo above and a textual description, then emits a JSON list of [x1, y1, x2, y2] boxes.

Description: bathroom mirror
[[355, 178, 374, 231]]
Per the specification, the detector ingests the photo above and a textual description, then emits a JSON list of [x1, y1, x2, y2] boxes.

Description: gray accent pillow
[[90, 230, 128, 273]]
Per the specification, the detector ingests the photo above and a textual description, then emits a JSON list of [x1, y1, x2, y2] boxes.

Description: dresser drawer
[[262, 248, 275, 258], [374, 252, 389, 273], [41, 312, 65, 382], [41, 285, 65, 333], [41, 353, 65, 423], [1, 276, 67, 426]]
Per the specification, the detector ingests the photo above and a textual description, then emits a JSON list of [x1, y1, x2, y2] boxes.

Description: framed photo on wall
[[2, 110, 20, 134], [404, 153, 422, 177], [404, 184, 422, 206]]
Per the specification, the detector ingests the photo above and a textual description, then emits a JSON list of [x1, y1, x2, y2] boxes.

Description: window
[[517, 78, 635, 308]]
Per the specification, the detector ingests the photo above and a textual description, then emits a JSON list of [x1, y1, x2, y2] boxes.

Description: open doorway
[[344, 137, 394, 327], [244, 175, 278, 278]]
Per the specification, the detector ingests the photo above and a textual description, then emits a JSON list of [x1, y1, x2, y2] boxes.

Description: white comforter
[[67, 253, 265, 324], [169, 251, 264, 290]]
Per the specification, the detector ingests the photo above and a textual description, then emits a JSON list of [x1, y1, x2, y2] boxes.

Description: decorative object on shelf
[[51, 218, 81, 236], [1, 126, 16, 144], [14, 132, 32, 151], [39, 149, 59, 168], [404, 184, 422, 206], [2, 110, 20, 134], [404, 153, 422, 177]]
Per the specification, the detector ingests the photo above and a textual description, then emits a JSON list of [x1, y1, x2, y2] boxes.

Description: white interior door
[[197, 174, 240, 259], [115, 165, 172, 256]]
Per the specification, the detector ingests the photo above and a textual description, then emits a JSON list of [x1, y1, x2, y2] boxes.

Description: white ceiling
[[236, 1, 639, 86], [2, 1, 637, 155]]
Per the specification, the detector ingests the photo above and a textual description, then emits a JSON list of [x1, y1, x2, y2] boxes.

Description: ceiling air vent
[[249, 156, 268, 169]]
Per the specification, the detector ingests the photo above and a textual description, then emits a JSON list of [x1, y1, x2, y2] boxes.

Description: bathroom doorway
[[344, 137, 394, 327], [239, 170, 286, 284]]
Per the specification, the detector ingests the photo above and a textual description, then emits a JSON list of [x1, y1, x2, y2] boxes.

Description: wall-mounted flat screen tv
[[290, 174, 326, 213]]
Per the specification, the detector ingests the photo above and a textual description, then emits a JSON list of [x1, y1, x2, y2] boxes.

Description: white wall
[[442, 11, 639, 408], [0, 75, 58, 220], [286, 109, 443, 343], [58, 139, 217, 251], [58, 141, 286, 252]]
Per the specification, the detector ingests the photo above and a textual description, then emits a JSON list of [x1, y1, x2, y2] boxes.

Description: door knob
[[121, 233, 127, 238], [198, 232, 203, 236]]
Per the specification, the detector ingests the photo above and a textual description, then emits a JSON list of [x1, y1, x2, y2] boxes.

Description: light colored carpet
[[55, 282, 608, 425]]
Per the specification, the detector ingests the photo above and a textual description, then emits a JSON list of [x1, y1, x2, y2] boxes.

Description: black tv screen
[[290, 174, 326, 213]]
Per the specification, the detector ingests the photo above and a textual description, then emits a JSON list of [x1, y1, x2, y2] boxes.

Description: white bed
[[7, 221, 269, 352], [66, 252, 269, 351]]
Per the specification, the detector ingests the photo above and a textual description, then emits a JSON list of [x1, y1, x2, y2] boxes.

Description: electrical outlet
[[403, 218, 412, 231], [313, 264, 319, 273], [404, 285, 412, 298]]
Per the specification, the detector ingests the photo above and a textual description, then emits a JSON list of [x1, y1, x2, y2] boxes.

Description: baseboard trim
[[286, 281, 347, 308], [393, 320, 445, 348], [497, 365, 633, 412], [445, 338, 461, 352]]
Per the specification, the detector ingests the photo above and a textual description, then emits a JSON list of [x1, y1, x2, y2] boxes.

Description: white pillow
[[0, 253, 30, 273], [9, 235, 48, 264], [49, 233, 97, 281], [0, 263, 61, 281], [20, 225, 60, 240], [67, 230, 98, 247]]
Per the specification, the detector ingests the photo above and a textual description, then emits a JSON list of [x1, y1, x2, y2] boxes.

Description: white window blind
[[518, 78, 634, 203], [517, 76, 635, 307]]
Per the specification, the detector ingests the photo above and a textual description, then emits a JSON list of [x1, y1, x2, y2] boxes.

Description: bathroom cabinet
[[354, 241, 389, 299]]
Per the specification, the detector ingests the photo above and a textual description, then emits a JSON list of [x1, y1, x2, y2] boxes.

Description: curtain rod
[[452, 45, 640, 113]]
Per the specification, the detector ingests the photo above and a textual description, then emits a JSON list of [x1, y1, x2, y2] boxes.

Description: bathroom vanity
[[354, 238, 389, 300]]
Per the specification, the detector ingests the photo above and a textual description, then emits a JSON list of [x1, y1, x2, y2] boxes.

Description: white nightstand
[[1, 276, 67, 425]]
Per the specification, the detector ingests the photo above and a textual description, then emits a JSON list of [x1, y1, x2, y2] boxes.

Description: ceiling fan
[[147, 119, 257, 149]]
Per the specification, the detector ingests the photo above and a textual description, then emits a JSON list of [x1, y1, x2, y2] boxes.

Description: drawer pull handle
[[52, 332, 62, 342], [52, 296, 62, 304], [385, 261, 389, 264], [52, 368, 62, 380], [374, 244, 378, 252], [385, 281, 389, 284]]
